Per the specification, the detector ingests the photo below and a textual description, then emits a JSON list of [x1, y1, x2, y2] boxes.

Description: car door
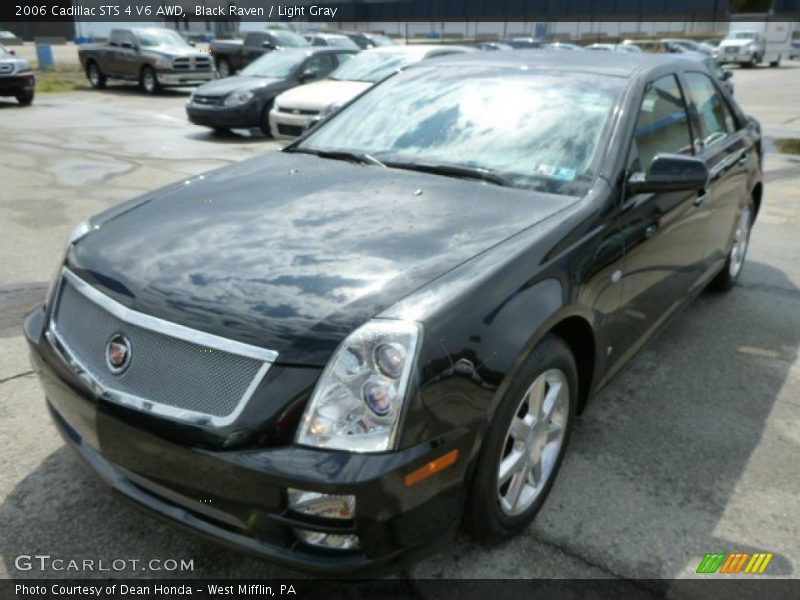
[[117, 30, 140, 78], [612, 73, 711, 360], [681, 70, 750, 272]]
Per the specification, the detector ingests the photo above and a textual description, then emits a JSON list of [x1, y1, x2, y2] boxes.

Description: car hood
[[194, 76, 282, 96], [274, 79, 371, 111], [69, 151, 574, 366]]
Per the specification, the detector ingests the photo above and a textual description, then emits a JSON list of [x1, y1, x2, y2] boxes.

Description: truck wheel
[[463, 335, 576, 543], [769, 55, 781, 67], [86, 61, 106, 89], [16, 90, 34, 106], [749, 54, 759, 68], [217, 58, 231, 78], [141, 67, 160, 94]]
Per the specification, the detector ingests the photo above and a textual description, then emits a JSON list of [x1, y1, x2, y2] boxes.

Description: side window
[[120, 31, 137, 48], [684, 72, 736, 147], [302, 54, 336, 78], [633, 74, 693, 171], [109, 30, 122, 46]]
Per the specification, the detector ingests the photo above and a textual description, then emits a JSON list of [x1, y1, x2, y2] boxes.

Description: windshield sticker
[[535, 164, 576, 181]]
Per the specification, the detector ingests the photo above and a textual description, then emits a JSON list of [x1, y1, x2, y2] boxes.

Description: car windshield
[[730, 31, 757, 40], [136, 29, 190, 47], [270, 30, 309, 47], [299, 66, 623, 195], [329, 49, 424, 82], [326, 36, 360, 50], [240, 51, 305, 78], [367, 34, 395, 46]]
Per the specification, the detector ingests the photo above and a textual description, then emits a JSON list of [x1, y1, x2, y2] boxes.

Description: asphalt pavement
[[1, 61, 799, 586]]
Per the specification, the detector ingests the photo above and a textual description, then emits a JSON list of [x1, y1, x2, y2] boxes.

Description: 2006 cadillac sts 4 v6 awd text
[[25, 52, 762, 574]]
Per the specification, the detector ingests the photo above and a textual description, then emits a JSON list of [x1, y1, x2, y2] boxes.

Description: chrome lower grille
[[48, 269, 276, 426], [172, 56, 213, 71]]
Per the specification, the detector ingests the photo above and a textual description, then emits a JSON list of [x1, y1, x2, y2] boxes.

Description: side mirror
[[627, 154, 709, 195], [262, 41, 276, 50], [189, 41, 196, 47], [722, 69, 733, 81], [298, 70, 318, 82], [9, 49, 15, 55]]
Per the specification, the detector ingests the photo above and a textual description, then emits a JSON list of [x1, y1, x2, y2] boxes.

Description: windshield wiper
[[287, 148, 386, 167], [382, 161, 511, 187]]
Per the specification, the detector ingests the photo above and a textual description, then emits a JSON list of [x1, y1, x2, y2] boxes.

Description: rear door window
[[684, 72, 737, 148]]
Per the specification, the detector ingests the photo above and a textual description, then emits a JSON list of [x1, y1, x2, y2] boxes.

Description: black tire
[[464, 335, 577, 543], [708, 201, 754, 292], [217, 58, 231, 78], [769, 55, 781, 67], [749, 54, 760, 68], [86, 61, 106, 89], [16, 90, 34, 106], [140, 66, 160, 94], [259, 101, 274, 137]]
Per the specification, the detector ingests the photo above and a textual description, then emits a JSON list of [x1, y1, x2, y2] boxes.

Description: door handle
[[694, 189, 711, 207]]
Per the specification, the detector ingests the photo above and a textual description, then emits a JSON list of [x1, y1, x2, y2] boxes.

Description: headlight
[[46, 220, 96, 306], [223, 90, 254, 107], [296, 320, 420, 452], [153, 56, 172, 69]]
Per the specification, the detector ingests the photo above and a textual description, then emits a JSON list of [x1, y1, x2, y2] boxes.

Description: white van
[[716, 18, 794, 67]]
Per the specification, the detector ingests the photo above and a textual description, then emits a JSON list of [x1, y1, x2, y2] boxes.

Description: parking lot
[[1, 60, 799, 584]]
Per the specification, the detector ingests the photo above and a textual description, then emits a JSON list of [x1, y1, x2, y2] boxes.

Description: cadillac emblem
[[105, 333, 131, 374]]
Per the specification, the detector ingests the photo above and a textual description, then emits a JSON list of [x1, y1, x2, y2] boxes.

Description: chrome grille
[[278, 106, 319, 116], [48, 269, 276, 425], [192, 94, 222, 106], [172, 56, 213, 71]]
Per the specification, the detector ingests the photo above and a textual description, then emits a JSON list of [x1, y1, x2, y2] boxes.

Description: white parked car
[[303, 32, 361, 50], [269, 44, 471, 139]]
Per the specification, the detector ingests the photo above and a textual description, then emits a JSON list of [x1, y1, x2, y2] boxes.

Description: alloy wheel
[[729, 206, 752, 278], [497, 368, 569, 516]]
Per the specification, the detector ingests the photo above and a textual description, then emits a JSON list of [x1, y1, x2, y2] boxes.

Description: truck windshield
[[240, 51, 305, 78], [136, 30, 190, 47], [299, 66, 623, 196]]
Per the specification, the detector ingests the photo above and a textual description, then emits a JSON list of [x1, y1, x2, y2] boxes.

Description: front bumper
[[717, 49, 755, 63], [24, 305, 471, 575], [156, 70, 217, 87], [186, 100, 261, 129], [0, 73, 35, 96]]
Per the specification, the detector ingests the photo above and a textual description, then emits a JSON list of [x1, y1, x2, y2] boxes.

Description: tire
[[749, 54, 759, 68], [464, 335, 577, 543], [16, 90, 34, 106], [769, 55, 781, 67], [86, 61, 106, 89], [708, 202, 754, 292], [259, 101, 274, 137], [217, 58, 231, 78], [141, 67, 160, 94]]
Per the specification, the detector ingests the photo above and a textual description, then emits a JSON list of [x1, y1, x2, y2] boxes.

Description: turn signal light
[[404, 449, 459, 487]]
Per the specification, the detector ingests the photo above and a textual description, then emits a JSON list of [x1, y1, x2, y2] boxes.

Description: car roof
[[406, 49, 709, 78]]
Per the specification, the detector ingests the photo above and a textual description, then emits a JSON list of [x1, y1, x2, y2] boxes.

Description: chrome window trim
[[46, 268, 278, 427], [60, 268, 277, 363]]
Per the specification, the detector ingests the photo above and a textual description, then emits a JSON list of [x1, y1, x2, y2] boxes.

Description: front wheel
[[709, 203, 753, 292], [217, 58, 231, 78], [464, 335, 577, 542], [16, 90, 34, 105], [141, 67, 160, 94], [769, 55, 781, 67], [259, 101, 274, 137], [749, 54, 760, 68]]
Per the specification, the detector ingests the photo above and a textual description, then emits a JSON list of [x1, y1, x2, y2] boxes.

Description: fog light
[[287, 489, 355, 519], [294, 528, 360, 550], [287, 489, 360, 550]]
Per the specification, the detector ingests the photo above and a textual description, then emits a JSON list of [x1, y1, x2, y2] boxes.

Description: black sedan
[[26, 52, 762, 575], [186, 47, 356, 135]]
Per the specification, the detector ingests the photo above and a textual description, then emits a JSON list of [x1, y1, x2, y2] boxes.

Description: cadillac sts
[[25, 52, 763, 574]]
